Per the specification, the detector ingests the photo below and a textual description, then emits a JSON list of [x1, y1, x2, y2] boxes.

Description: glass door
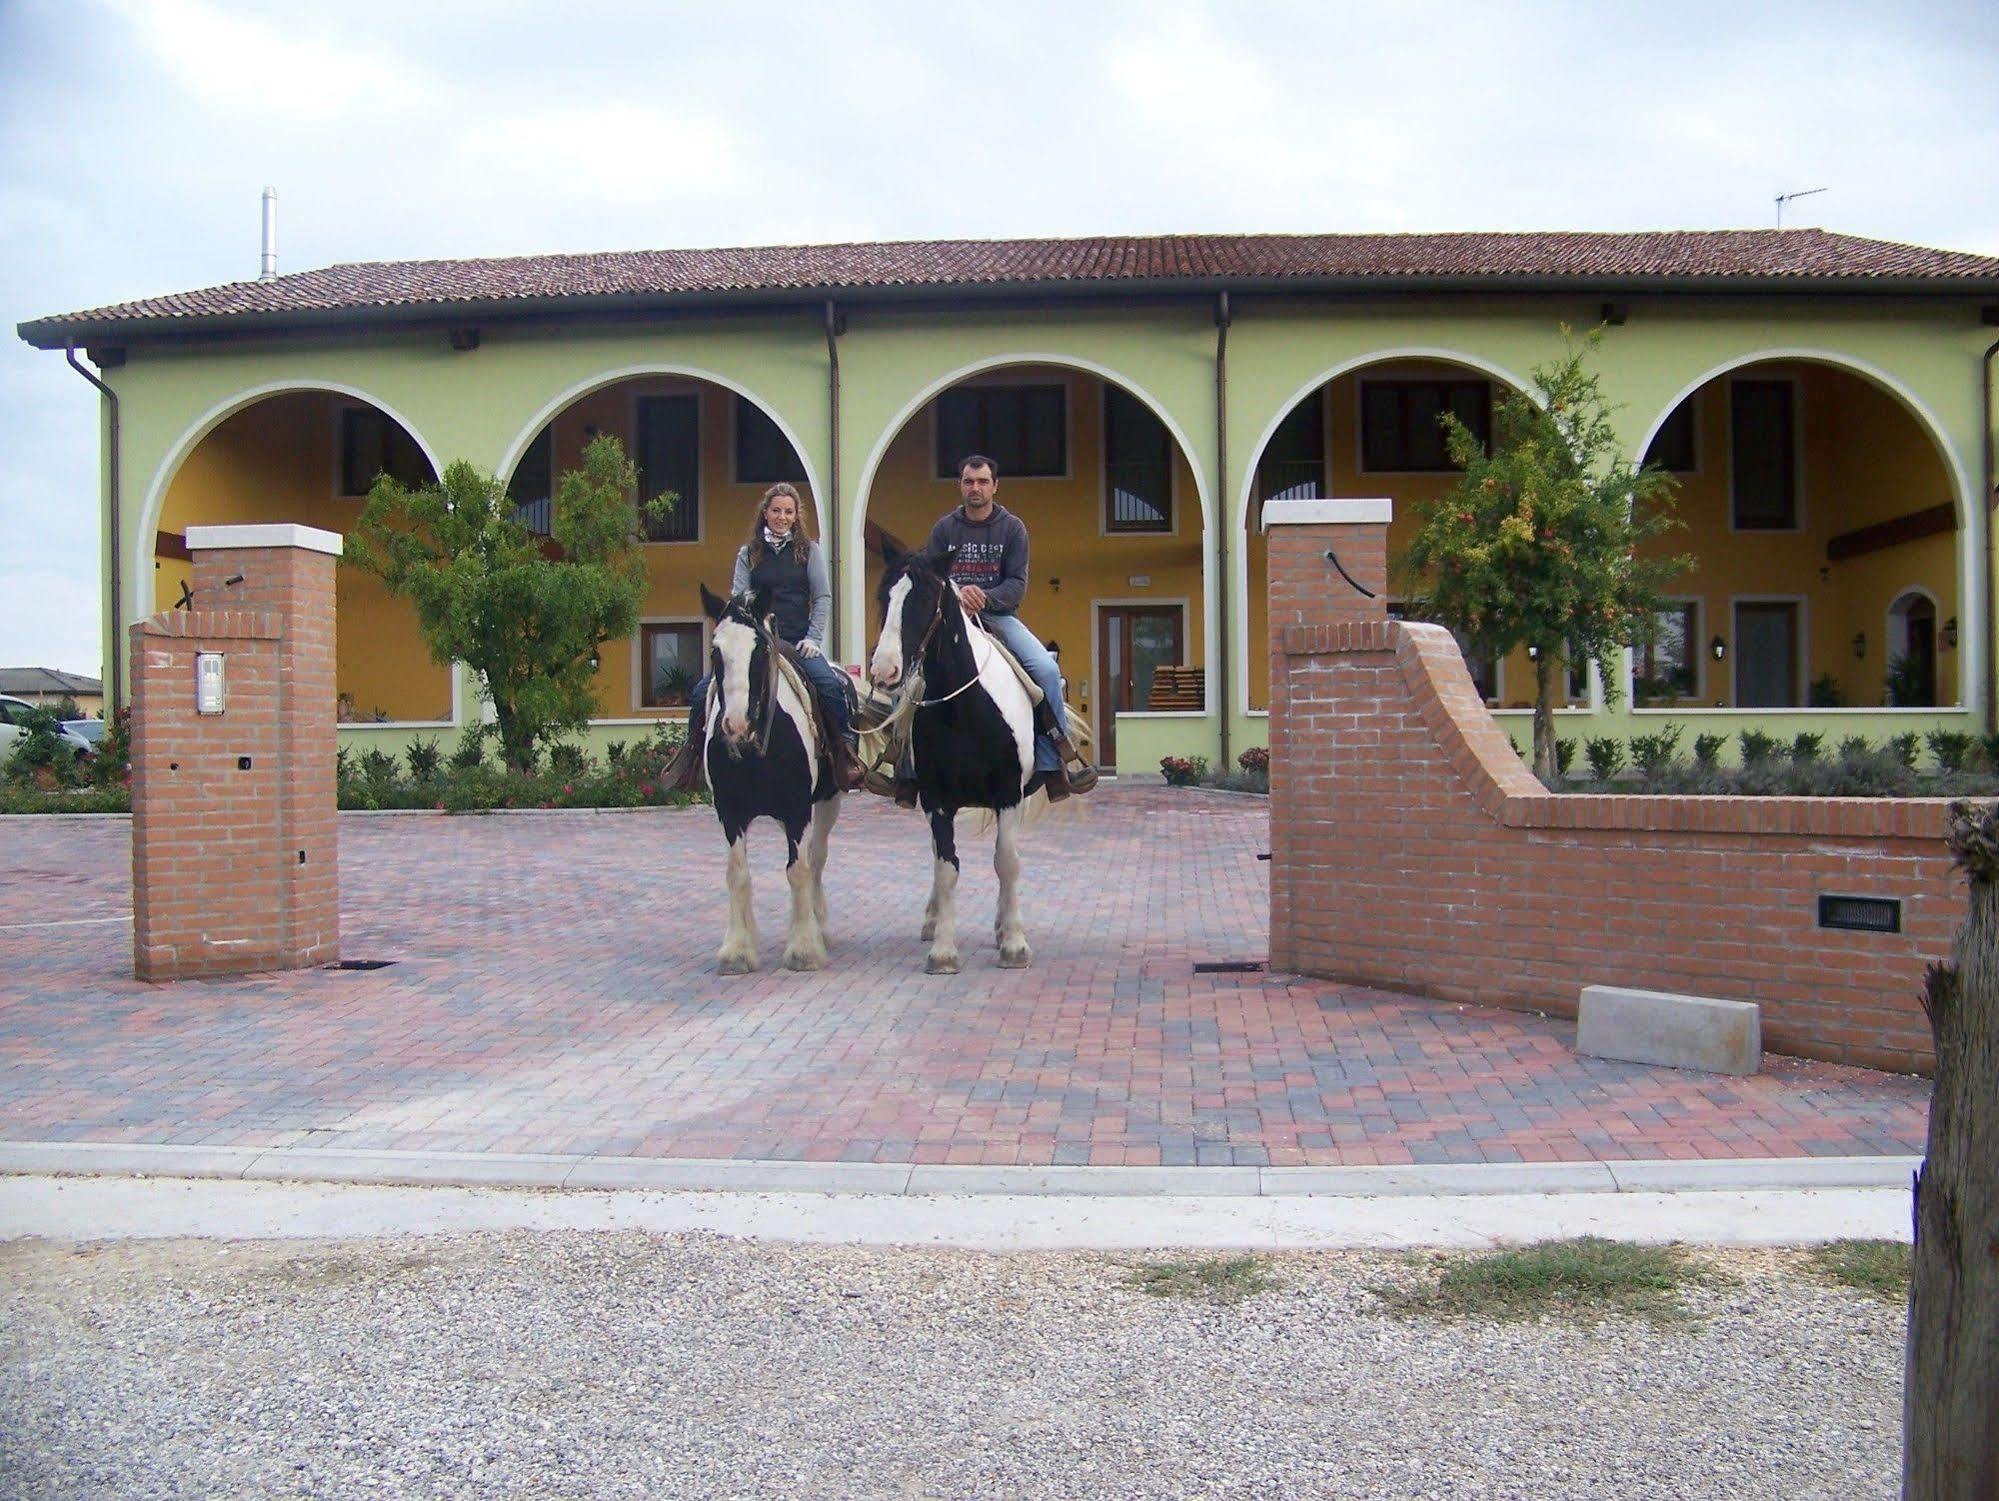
[[1097, 606, 1185, 769]]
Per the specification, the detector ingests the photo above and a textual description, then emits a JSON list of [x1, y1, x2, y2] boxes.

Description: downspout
[[824, 300, 843, 659], [1984, 336, 1999, 737], [1214, 292, 1232, 769], [66, 342, 121, 713]]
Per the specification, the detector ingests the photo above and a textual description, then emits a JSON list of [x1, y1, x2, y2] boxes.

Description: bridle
[[714, 605, 783, 758], [897, 573, 993, 709]]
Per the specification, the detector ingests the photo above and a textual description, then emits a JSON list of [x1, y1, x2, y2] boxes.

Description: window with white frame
[[640, 622, 704, 707]]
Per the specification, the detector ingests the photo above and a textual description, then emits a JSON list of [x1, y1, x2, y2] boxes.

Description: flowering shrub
[[1236, 746, 1270, 774], [1159, 755, 1209, 787]]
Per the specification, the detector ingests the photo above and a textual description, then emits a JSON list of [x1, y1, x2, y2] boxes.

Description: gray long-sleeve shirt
[[731, 538, 831, 646], [923, 503, 1029, 616]]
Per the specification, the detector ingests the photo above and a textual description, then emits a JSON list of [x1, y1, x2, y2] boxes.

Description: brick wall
[[129, 528, 340, 980], [1266, 503, 1956, 1075]]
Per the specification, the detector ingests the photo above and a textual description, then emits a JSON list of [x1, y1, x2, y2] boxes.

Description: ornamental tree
[[347, 435, 670, 774], [1400, 330, 1689, 782]]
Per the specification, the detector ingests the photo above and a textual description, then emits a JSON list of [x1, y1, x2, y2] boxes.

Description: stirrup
[[1052, 735, 1098, 794]]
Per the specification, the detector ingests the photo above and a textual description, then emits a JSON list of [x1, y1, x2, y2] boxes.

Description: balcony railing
[[1255, 460, 1325, 508], [1105, 460, 1172, 531]]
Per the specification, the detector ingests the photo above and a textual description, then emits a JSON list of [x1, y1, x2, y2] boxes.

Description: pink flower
[[639, 783, 654, 797]]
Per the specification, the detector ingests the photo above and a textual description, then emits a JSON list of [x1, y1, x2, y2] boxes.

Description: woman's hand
[[796, 640, 823, 659]]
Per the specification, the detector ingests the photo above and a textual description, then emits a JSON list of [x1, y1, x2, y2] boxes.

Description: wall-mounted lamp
[[587, 650, 601, 672], [1943, 616, 1959, 649], [1709, 635, 1727, 662], [1851, 631, 1867, 660], [1526, 643, 1539, 660]]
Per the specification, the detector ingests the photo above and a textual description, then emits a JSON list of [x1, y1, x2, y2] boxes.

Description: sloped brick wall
[[1266, 505, 1955, 1074]]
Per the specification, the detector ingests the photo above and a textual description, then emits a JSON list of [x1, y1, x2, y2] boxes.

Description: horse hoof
[[925, 953, 960, 975], [783, 948, 825, 972], [998, 945, 1032, 969], [717, 953, 757, 976]]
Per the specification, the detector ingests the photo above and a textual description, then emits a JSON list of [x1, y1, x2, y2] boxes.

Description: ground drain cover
[[326, 959, 395, 971], [1193, 960, 1265, 974]]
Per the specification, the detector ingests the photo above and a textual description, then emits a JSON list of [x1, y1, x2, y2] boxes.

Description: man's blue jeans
[[979, 611, 1067, 773]]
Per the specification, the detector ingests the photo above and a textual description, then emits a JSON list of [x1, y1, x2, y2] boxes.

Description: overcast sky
[[4, 0, 1996, 680]]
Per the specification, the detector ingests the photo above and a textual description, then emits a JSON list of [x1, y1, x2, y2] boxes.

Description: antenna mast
[[1774, 187, 1827, 230]]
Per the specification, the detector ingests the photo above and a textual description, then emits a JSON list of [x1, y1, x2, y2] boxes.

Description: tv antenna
[[1774, 187, 1827, 229]]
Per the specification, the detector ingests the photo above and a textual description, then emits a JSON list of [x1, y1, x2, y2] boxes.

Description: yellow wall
[[855, 366, 1205, 758], [1243, 359, 1961, 711], [156, 392, 452, 721], [1635, 362, 1960, 708]]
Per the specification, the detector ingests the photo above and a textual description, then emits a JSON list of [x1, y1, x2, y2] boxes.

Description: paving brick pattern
[[0, 789, 1928, 1166]]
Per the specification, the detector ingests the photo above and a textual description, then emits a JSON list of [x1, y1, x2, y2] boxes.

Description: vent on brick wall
[[1818, 895, 1901, 934]]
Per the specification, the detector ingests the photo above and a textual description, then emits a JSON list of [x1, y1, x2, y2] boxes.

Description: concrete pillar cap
[[185, 523, 344, 557], [1263, 497, 1392, 528]]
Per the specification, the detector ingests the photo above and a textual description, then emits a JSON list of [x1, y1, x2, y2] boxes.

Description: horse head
[[702, 582, 778, 755], [869, 541, 958, 691]]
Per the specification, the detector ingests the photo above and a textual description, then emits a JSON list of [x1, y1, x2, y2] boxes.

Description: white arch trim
[[132, 378, 460, 726], [842, 352, 1215, 688], [491, 362, 828, 543], [1625, 348, 1981, 717], [1229, 347, 1536, 719]]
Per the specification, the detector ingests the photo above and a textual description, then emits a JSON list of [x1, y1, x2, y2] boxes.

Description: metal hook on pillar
[[1323, 549, 1376, 599]]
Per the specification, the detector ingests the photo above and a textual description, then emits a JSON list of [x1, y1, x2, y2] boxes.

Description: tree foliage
[[346, 435, 668, 774], [1401, 329, 1689, 781]]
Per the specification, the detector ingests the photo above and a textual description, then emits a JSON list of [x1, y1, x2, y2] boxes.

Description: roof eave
[[21, 270, 1999, 350]]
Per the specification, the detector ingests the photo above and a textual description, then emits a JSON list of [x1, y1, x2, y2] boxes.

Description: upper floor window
[[1256, 397, 1326, 509], [637, 394, 701, 542], [339, 407, 431, 496], [1360, 379, 1490, 472], [1644, 401, 1698, 473], [1102, 386, 1172, 533], [735, 398, 806, 485], [507, 426, 554, 536], [934, 383, 1066, 478], [1730, 379, 1798, 529]]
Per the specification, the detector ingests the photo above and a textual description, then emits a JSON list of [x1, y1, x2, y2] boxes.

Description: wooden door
[[1097, 606, 1184, 769]]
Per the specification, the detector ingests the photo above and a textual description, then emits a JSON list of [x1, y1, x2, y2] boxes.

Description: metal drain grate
[[1192, 960, 1265, 974], [326, 959, 395, 971]]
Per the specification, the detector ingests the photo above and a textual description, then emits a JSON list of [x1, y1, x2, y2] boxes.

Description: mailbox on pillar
[[130, 523, 343, 981]]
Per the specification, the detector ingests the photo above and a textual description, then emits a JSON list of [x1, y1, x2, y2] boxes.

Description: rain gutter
[[65, 342, 121, 712], [824, 300, 842, 657], [1214, 292, 1232, 770]]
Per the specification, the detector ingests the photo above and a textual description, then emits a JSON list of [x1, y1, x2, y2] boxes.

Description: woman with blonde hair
[[667, 483, 864, 792]]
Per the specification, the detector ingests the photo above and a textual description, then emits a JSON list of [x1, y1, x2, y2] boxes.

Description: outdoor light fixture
[[1526, 644, 1539, 660], [1852, 632, 1867, 660], [1943, 616, 1959, 649], [1710, 635, 1727, 662], [588, 650, 601, 672]]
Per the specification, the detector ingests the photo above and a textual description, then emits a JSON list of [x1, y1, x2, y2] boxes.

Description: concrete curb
[[0, 1142, 1922, 1199]]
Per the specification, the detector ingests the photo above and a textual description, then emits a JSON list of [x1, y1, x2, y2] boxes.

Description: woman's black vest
[[747, 541, 812, 643]]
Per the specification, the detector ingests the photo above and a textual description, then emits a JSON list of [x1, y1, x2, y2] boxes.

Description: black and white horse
[[700, 584, 841, 973], [869, 545, 1037, 973]]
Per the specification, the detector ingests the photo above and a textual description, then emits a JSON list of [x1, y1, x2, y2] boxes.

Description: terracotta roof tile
[[22, 229, 1999, 343]]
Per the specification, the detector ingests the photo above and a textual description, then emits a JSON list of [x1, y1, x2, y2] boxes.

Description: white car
[[0, 695, 96, 761]]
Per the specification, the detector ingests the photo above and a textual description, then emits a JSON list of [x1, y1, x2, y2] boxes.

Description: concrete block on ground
[[1577, 984, 1761, 1075]]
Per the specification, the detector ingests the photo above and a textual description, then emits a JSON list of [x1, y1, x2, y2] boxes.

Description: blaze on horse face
[[869, 542, 956, 690], [702, 582, 772, 751]]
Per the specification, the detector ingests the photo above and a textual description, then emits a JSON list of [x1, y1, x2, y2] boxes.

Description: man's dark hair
[[957, 453, 999, 480]]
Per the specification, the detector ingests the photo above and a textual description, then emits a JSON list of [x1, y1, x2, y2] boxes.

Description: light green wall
[[95, 293, 1994, 757]]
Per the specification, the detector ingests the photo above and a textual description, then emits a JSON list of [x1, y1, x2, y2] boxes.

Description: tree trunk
[[1904, 804, 1999, 1498], [1532, 648, 1558, 784], [494, 705, 536, 777]]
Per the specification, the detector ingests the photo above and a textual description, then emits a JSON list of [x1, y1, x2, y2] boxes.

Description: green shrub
[[547, 742, 589, 779], [1837, 736, 1871, 759], [1982, 733, 1999, 774], [3, 707, 84, 789], [1807, 673, 1845, 708], [1692, 733, 1727, 769], [1159, 755, 1209, 787], [1925, 729, 1973, 774], [1628, 726, 1682, 780], [1790, 732, 1825, 764], [1555, 738, 1578, 775], [604, 739, 630, 768], [404, 735, 442, 782], [449, 724, 490, 771], [1738, 729, 1780, 765], [1884, 653, 1928, 707], [1583, 737, 1625, 781], [1889, 733, 1921, 770]]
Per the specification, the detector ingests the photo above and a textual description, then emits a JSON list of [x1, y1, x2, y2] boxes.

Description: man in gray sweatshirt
[[921, 454, 1097, 797]]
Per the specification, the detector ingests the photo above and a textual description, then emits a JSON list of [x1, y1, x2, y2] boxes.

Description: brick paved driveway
[[0, 788, 1927, 1166]]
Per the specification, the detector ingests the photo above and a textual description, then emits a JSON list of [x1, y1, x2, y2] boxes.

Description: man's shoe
[[829, 739, 867, 794], [1052, 734, 1098, 794], [1037, 767, 1072, 803]]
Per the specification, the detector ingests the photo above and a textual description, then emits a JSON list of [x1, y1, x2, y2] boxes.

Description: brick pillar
[[130, 524, 341, 980], [1264, 498, 1392, 974]]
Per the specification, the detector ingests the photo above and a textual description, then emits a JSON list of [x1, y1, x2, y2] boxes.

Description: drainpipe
[[1985, 336, 1999, 736], [1214, 292, 1232, 769], [66, 341, 121, 713], [824, 299, 843, 659]]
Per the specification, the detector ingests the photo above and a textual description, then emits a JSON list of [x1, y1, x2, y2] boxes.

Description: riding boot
[[828, 735, 867, 793], [1051, 732, 1098, 794], [662, 700, 707, 792]]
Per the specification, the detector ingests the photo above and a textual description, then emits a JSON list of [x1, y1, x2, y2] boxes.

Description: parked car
[[62, 718, 107, 750], [0, 695, 96, 760]]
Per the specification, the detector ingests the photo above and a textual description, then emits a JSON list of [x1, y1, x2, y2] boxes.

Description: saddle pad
[[972, 623, 1046, 707], [772, 653, 819, 742]]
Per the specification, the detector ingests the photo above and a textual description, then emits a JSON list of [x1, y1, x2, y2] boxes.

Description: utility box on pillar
[[129, 523, 342, 981]]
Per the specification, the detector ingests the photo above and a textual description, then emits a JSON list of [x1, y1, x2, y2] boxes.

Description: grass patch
[[1373, 1237, 1714, 1326], [1123, 1254, 1278, 1305], [1806, 1239, 1910, 1303]]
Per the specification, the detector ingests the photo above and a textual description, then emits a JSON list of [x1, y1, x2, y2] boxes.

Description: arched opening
[[1633, 359, 1962, 711], [500, 372, 815, 721], [1241, 356, 1559, 714], [153, 389, 450, 723], [857, 363, 1206, 770]]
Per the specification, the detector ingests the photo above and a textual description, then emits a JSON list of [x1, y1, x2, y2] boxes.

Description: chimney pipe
[[259, 187, 277, 281]]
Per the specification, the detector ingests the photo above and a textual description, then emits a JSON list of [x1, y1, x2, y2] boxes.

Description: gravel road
[[0, 1232, 1901, 1499]]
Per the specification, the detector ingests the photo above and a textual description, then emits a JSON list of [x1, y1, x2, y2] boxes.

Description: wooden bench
[[1146, 666, 1205, 711]]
